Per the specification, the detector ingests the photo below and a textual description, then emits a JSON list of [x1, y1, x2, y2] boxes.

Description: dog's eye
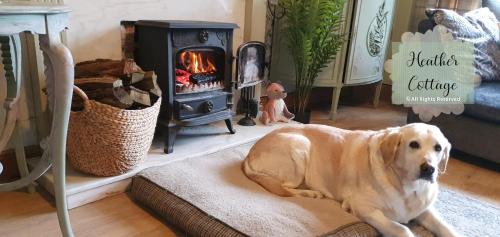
[[409, 141, 420, 149], [434, 144, 442, 152]]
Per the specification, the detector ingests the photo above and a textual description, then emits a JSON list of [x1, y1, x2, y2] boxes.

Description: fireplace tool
[[237, 86, 259, 126], [235, 41, 267, 126]]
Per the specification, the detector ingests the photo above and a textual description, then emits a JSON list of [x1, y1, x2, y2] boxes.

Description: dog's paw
[[341, 199, 352, 213], [279, 118, 290, 123], [301, 190, 324, 199], [286, 188, 325, 198]]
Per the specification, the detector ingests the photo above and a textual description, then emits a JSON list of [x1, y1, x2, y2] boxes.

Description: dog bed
[[131, 142, 379, 237]]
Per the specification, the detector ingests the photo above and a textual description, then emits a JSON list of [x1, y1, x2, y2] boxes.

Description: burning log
[[175, 69, 191, 86], [190, 73, 217, 84]]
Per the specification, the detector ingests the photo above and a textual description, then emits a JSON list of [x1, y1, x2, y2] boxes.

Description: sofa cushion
[[464, 82, 500, 123], [425, 8, 499, 81]]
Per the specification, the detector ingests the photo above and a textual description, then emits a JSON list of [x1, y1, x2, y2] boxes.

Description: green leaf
[[280, 0, 346, 112]]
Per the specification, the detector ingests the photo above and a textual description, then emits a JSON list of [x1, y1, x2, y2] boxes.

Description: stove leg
[[225, 118, 236, 134], [164, 126, 179, 154]]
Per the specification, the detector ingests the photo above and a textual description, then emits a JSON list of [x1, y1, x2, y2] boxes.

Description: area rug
[[132, 142, 500, 237], [433, 188, 500, 237]]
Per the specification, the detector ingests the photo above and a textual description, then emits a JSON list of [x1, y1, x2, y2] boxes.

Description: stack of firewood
[[72, 59, 161, 110]]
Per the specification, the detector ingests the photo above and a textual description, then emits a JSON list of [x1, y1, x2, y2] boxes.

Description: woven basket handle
[[73, 85, 90, 110]]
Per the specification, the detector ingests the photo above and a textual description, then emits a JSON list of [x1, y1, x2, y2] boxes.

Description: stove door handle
[[181, 104, 194, 112]]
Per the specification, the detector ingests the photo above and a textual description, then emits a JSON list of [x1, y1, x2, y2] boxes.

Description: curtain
[[409, 0, 482, 31]]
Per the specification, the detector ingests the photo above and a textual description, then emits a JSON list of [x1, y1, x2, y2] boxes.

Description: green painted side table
[[0, 1, 74, 236]]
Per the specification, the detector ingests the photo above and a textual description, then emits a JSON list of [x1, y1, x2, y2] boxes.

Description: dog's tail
[[242, 156, 292, 197]]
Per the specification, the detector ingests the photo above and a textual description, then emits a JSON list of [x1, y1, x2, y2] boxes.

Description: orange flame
[[180, 51, 217, 74]]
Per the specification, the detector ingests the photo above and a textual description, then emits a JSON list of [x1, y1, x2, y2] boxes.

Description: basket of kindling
[[67, 85, 161, 176], [67, 59, 162, 176]]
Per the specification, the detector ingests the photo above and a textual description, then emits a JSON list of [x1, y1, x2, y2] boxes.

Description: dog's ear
[[438, 142, 451, 173], [380, 130, 402, 166]]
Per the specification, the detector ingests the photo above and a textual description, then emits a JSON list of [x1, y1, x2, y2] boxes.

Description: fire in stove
[[175, 50, 224, 94]]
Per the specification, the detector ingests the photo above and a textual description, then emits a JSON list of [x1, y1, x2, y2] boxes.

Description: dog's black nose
[[419, 163, 435, 179]]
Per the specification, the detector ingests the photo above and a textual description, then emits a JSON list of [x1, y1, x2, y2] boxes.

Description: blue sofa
[[407, 0, 500, 166]]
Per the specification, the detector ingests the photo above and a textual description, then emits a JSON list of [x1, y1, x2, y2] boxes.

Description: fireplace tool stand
[[238, 86, 258, 126]]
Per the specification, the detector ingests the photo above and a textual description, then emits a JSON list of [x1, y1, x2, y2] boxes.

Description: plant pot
[[293, 110, 311, 124]]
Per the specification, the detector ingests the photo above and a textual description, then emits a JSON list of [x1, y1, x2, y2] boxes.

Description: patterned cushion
[[426, 8, 499, 81]]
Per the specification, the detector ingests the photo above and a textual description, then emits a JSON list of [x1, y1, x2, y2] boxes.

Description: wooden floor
[[1, 103, 499, 237], [0, 191, 182, 237]]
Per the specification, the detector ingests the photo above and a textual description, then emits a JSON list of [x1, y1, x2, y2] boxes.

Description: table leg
[[39, 32, 74, 237], [0, 35, 21, 174], [14, 122, 36, 193], [0, 35, 54, 193], [9, 34, 36, 193]]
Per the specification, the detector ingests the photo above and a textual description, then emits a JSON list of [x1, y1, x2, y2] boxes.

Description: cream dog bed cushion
[[131, 142, 379, 237]]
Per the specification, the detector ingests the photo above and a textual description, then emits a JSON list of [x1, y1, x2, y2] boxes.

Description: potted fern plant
[[279, 0, 345, 123]]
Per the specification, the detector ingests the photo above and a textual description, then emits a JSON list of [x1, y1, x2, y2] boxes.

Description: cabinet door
[[344, 0, 395, 85]]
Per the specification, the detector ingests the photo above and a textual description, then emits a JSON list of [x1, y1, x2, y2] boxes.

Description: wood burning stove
[[134, 20, 238, 153]]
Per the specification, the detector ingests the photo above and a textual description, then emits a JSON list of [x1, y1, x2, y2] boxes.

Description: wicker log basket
[[67, 86, 161, 176]]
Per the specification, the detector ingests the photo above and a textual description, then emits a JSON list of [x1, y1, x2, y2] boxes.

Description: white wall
[[244, 0, 266, 42], [243, 0, 267, 99], [65, 0, 246, 63]]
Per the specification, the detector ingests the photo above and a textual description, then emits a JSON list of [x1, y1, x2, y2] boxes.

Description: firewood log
[[73, 76, 117, 91], [122, 71, 157, 91], [75, 59, 141, 78]]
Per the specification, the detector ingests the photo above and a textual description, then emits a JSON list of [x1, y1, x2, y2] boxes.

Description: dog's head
[[379, 123, 451, 183]]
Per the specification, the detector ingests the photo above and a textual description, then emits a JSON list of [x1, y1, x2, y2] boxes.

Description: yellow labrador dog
[[243, 123, 460, 237]]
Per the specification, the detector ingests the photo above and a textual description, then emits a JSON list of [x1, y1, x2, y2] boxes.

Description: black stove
[[134, 20, 237, 153]]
